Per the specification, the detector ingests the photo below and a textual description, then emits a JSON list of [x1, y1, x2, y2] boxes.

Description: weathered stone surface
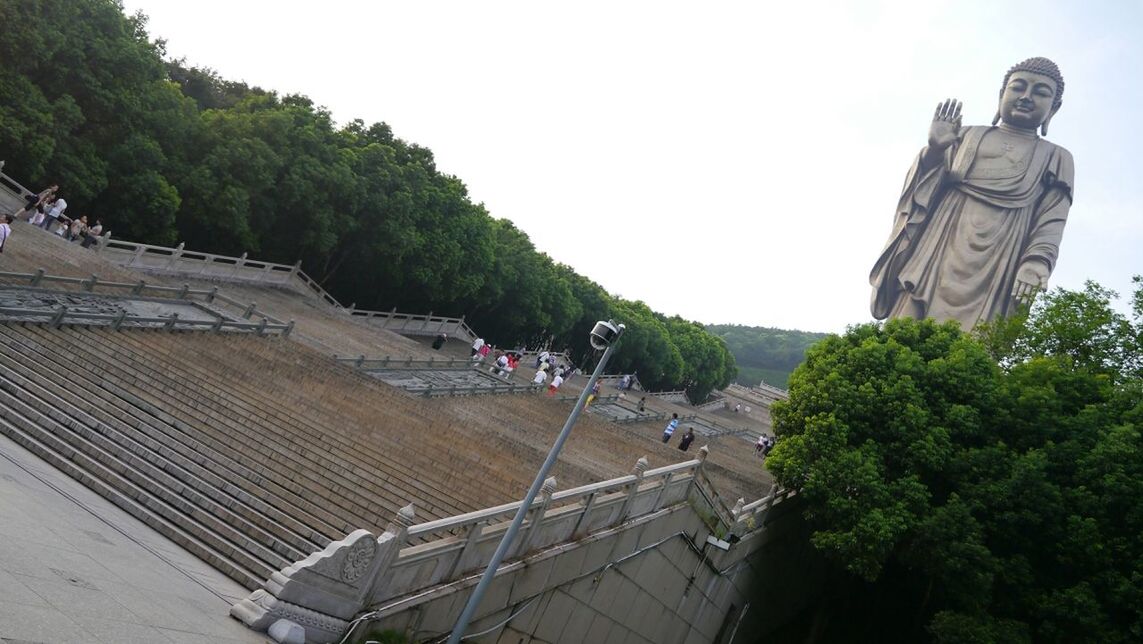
[[268, 618, 306, 644]]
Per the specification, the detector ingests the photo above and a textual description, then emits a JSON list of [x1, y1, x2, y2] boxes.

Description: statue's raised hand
[[928, 98, 963, 151], [1011, 260, 1050, 308]]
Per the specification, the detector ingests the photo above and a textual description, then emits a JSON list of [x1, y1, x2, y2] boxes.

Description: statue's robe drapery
[[870, 126, 1074, 328]]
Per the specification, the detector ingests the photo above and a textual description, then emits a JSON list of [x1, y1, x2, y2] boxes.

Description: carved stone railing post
[[231, 504, 416, 644], [617, 457, 648, 524], [30, 268, 44, 287], [167, 242, 184, 269], [50, 305, 67, 329], [516, 476, 556, 556]]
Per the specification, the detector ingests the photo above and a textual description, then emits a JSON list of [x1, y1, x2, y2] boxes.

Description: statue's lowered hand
[[928, 98, 963, 150], [1012, 260, 1050, 307]]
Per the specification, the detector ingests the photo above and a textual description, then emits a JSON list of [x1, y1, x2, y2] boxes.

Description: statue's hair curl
[[1002, 57, 1064, 109]]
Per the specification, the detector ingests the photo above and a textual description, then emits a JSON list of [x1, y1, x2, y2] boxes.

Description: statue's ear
[[1041, 103, 1062, 136], [992, 110, 1001, 126]]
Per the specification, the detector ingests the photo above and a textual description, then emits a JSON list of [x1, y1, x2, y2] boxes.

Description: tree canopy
[[767, 280, 1143, 642], [0, 0, 738, 400], [705, 324, 827, 388]]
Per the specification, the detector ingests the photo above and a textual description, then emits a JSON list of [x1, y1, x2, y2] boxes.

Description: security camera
[[589, 320, 624, 350]]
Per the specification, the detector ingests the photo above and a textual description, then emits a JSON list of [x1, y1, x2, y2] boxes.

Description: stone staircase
[[0, 325, 543, 589], [0, 322, 772, 597]]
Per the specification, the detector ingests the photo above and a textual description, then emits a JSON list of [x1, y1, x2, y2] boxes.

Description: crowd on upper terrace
[[9, 183, 106, 249]]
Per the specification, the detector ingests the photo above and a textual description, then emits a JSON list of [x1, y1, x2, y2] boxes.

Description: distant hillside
[[705, 324, 829, 389]]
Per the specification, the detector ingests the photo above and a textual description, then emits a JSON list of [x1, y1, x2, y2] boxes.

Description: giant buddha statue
[[870, 57, 1075, 329]]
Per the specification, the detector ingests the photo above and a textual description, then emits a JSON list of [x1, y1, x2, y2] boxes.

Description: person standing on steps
[[42, 194, 67, 230], [662, 413, 679, 444], [547, 372, 563, 396], [678, 427, 695, 452], [0, 215, 13, 254]]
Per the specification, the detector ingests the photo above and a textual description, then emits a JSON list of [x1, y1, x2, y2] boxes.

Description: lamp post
[[446, 320, 625, 644]]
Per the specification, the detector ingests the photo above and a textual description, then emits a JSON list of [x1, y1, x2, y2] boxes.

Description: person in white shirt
[[471, 337, 485, 358], [42, 197, 67, 230], [0, 215, 13, 252], [532, 369, 548, 386], [546, 373, 564, 396]]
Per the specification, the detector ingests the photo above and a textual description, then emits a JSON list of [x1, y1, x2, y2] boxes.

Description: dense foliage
[[767, 279, 1143, 642], [706, 324, 827, 388], [0, 0, 737, 400]]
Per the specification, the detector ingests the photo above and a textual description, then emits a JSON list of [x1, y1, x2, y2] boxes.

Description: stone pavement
[[0, 433, 269, 644]]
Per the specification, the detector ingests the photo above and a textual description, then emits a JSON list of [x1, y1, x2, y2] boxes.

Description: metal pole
[[447, 331, 623, 644]]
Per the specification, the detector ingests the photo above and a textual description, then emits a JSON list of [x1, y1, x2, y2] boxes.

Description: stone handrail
[[0, 171, 33, 212], [726, 382, 789, 403], [0, 270, 284, 325], [96, 239, 481, 343], [404, 459, 701, 543], [99, 239, 300, 287], [0, 305, 293, 336], [754, 381, 790, 398], [346, 308, 476, 343], [648, 389, 690, 404], [335, 355, 479, 371], [233, 451, 773, 641], [406, 382, 543, 398], [695, 397, 726, 411]]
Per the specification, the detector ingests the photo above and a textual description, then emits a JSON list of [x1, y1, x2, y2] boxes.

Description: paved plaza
[[0, 433, 268, 644]]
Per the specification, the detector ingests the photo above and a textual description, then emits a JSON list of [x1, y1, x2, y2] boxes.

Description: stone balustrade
[[694, 396, 727, 411], [0, 269, 284, 324], [726, 382, 790, 405], [647, 389, 690, 404], [0, 280, 293, 337], [335, 355, 479, 371], [346, 308, 476, 344], [232, 450, 776, 643], [0, 170, 32, 215], [96, 239, 482, 344]]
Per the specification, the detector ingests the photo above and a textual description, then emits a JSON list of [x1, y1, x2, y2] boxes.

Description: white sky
[[123, 0, 1143, 333]]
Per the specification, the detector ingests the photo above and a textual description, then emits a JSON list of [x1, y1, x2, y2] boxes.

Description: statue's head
[[994, 57, 1064, 135]]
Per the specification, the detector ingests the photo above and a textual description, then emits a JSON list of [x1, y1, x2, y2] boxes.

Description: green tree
[[768, 279, 1143, 642]]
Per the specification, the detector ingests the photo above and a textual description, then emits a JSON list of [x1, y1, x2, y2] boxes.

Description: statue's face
[[999, 70, 1058, 130]]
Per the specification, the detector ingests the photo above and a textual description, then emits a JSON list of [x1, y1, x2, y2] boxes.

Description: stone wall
[[356, 495, 821, 643]]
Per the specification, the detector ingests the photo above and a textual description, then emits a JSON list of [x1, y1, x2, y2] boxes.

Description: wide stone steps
[[31, 326, 408, 528], [84, 328, 502, 520], [95, 328, 529, 515], [0, 325, 368, 534], [0, 326, 353, 542], [0, 323, 559, 592], [0, 347, 319, 562]]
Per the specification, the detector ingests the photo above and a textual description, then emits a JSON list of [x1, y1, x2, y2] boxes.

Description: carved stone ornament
[[340, 533, 377, 582]]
